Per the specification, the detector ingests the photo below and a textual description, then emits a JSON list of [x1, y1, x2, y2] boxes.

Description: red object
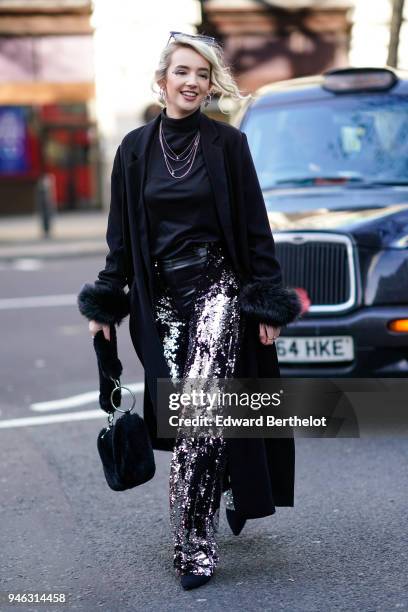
[[43, 127, 93, 209], [293, 287, 311, 314]]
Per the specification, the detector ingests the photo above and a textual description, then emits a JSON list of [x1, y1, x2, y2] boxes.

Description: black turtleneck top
[[143, 106, 221, 259]]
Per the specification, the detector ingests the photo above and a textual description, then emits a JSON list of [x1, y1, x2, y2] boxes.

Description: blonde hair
[[151, 34, 252, 114]]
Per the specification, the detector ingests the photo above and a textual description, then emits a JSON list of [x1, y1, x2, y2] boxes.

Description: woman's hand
[[89, 320, 110, 341], [259, 323, 280, 345]]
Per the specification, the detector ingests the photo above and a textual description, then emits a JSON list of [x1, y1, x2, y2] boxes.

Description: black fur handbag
[[93, 329, 155, 491]]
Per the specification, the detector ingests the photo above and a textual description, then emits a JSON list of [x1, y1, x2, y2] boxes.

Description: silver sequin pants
[[152, 242, 243, 576]]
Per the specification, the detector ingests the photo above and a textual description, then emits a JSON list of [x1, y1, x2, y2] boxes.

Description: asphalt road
[[0, 256, 407, 612]]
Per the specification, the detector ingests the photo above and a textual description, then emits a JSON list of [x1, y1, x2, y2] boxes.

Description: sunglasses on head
[[167, 31, 216, 46]]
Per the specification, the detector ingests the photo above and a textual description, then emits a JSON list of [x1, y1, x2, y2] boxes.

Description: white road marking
[[0, 381, 146, 429], [13, 259, 43, 271], [0, 294, 77, 310], [30, 382, 144, 411], [0, 259, 43, 271], [0, 409, 113, 429]]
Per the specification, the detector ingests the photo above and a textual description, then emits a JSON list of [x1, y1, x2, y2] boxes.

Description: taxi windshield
[[241, 94, 408, 190]]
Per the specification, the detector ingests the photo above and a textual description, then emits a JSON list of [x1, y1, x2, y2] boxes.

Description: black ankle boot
[[180, 573, 213, 590], [226, 508, 246, 536]]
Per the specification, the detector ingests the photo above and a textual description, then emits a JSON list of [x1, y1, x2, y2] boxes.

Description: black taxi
[[234, 67, 408, 376]]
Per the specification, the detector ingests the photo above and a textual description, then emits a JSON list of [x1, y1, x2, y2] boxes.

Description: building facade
[[1, 1, 406, 214], [0, 0, 98, 214]]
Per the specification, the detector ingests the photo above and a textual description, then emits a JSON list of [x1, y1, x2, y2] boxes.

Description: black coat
[[78, 110, 301, 519]]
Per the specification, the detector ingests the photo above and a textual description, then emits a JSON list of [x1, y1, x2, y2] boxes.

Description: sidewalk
[[0, 211, 108, 260]]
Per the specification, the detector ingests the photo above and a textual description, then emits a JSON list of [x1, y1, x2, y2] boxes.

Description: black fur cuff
[[77, 283, 130, 325], [239, 280, 302, 327]]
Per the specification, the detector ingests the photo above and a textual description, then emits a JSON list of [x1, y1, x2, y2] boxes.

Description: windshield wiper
[[359, 180, 408, 187], [264, 177, 408, 190], [275, 175, 361, 185], [265, 176, 364, 188]]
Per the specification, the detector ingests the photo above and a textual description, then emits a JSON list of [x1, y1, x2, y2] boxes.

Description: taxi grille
[[274, 233, 356, 313]]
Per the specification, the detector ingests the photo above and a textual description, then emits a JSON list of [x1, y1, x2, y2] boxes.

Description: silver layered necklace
[[159, 118, 200, 179]]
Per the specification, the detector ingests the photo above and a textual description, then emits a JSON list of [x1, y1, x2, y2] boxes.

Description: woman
[[78, 32, 301, 590]]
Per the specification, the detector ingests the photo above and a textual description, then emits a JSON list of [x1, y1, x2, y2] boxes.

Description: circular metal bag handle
[[109, 378, 136, 414], [102, 379, 137, 436]]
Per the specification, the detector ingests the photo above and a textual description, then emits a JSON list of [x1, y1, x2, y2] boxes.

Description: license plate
[[276, 336, 354, 363]]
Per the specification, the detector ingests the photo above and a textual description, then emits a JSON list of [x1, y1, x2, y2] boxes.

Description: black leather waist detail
[[154, 242, 221, 318]]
